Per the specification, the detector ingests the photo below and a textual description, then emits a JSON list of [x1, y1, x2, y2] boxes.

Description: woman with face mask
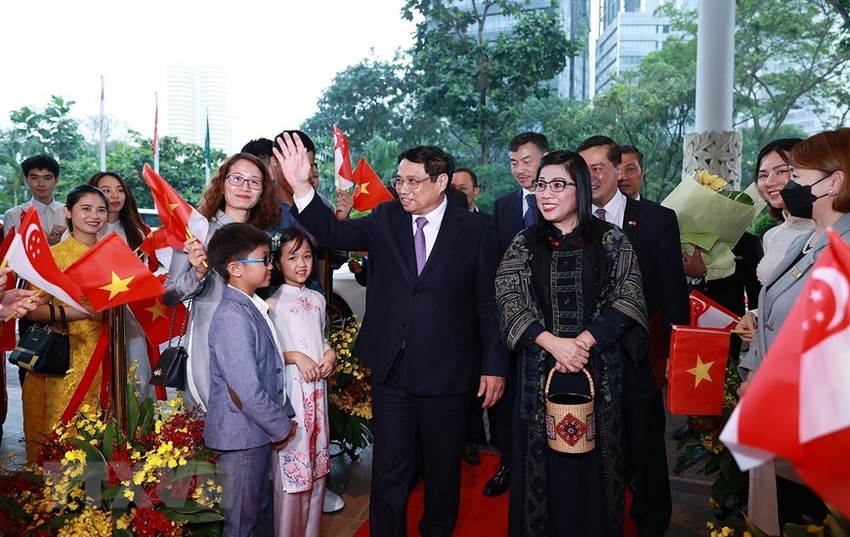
[[736, 128, 850, 530]]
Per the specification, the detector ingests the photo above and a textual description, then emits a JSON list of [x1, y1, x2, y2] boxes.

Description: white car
[[329, 265, 366, 332]]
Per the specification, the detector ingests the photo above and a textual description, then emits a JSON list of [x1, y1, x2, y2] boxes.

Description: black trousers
[[623, 358, 671, 537], [369, 353, 471, 537]]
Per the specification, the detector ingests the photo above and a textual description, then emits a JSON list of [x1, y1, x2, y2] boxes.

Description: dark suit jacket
[[622, 197, 690, 336], [492, 189, 526, 254], [292, 195, 507, 395]]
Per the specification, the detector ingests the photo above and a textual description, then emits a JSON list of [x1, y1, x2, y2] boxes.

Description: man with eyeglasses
[[484, 131, 549, 498], [577, 135, 688, 537], [276, 133, 507, 537]]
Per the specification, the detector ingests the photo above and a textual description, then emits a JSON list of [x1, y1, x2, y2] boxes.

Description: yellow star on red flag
[[687, 355, 714, 387], [99, 271, 135, 300], [145, 298, 168, 322]]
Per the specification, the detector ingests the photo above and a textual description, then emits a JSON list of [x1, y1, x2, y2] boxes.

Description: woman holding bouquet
[[495, 150, 648, 536], [163, 153, 281, 410], [737, 128, 850, 529]]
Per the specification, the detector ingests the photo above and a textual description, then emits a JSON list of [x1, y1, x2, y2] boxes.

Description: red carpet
[[354, 451, 639, 536]]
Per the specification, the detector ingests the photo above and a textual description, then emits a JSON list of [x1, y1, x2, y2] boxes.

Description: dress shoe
[[463, 442, 481, 465], [322, 489, 345, 513], [672, 423, 690, 441], [482, 465, 510, 497]]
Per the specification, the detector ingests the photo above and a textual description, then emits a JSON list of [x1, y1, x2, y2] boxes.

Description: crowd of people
[[1, 125, 847, 536]]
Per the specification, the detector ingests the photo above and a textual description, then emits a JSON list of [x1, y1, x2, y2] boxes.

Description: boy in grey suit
[[205, 223, 296, 536]]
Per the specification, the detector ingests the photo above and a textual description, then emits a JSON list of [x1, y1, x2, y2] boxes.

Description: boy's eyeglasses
[[236, 255, 273, 266]]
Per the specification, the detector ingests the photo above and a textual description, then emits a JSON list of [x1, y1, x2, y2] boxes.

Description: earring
[[829, 190, 835, 195]]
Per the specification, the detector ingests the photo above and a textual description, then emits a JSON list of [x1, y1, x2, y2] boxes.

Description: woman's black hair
[[755, 138, 803, 222], [65, 184, 108, 232], [530, 150, 596, 246]]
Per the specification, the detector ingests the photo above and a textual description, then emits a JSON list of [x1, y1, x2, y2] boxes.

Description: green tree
[[403, 0, 576, 164], [592, 34, 697, 202], [301, 57, 431, 156], [0, 96, 97, 208]]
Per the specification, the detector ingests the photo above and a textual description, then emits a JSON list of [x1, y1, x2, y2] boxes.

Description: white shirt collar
[[593, 190, 628, 228], [229, 284, 270, 315], [412, 194, 449, 227]]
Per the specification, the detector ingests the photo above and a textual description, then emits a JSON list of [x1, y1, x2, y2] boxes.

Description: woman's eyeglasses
[[226, 173, 264, 190], [533, 180, 576, 193]]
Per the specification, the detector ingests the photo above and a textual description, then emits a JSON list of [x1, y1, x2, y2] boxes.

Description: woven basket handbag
[[544, 367, 596, 454]]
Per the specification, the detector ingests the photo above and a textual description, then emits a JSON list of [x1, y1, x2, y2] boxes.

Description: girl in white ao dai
[[267, 228, 336, 537]]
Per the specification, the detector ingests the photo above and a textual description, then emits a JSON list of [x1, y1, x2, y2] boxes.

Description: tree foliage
[[301, 57, 419, 156], [403, 0, 575, 164], [0, 98, 226, 215]]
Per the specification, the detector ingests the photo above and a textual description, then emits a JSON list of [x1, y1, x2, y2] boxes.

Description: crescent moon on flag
[[24, 223, 39, 252], [811, 266, 849, 330]]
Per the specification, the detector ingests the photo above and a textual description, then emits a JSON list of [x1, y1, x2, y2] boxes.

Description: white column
[[683, 0, 741, 186]]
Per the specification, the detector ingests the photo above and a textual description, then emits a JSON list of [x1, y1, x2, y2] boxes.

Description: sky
[[1, 0, 417, 152]]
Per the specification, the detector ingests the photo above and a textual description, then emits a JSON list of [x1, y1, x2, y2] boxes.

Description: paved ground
[[1, 360, 746, 536]]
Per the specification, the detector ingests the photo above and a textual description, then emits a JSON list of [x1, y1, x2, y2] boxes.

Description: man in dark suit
[[451, 167, 487, 217], [486, 132, 549, 496], [276, 134, 508, 537], [578, 136, 689, 536]]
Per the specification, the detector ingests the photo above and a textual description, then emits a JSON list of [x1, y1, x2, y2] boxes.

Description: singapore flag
[[3, 208, 88, 314]]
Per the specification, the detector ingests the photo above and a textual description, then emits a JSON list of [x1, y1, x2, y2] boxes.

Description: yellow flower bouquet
[[662, 170, 766, 281], [0, 386, 222, 536], [327, 317, 373, 455]]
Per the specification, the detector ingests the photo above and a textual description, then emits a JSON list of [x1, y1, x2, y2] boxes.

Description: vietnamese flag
[[667, 325, 730, 415], [0, 227, 18, 350], [690, 290, 738, 329], [127, 274, 189, 345], [333, 124, 355, 191], [142, 164, 209, 247], [137, 226, 174, 271], [721, 229, 850, 517], [3, 209, 88, 314], [64, 232, 166, 312], [352, 157, 394, 211]]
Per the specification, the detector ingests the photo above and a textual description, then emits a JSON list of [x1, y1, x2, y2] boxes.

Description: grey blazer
[[163, 211, 234, 409], [203, 286, 294, 451], [740, 212, 850, 379]]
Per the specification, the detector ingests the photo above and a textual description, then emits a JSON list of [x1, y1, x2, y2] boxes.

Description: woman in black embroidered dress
[[495, 150, 648, 536]]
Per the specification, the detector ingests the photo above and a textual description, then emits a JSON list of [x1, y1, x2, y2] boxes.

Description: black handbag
[[150, 301, 191, 390], [8, 304, 70, 376]]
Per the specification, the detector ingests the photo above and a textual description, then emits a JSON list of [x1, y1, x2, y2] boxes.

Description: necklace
[[802, 231, 818, 254]]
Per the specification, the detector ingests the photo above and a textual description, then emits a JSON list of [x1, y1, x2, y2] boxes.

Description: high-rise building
[[166, 66, 231, 152], [593, 0, 674, 95]]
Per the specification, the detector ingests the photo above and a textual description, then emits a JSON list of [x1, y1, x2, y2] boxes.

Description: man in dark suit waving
[[275, 134, 507, 537], [578, 136, 689, 536]]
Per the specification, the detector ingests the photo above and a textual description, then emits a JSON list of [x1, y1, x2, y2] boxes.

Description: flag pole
[[204, 108, 211, 184], [109, 306, 129, 431], [153, 92, 160, 174], [99, 76, 107, 172]]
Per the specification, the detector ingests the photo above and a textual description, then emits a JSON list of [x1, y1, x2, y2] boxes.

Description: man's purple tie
[[415, 216, 428, 274], [595, 207, 607, 222], [523, 193, 536, 228]]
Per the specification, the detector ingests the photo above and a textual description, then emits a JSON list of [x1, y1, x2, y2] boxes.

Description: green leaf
[[102, 421, 117, 461], [165, 508, 225, 524], [174, 460, 219, 480], [68, 437, 107, 465], [0, 496, 28, 517], [127, 381, 140, 442]]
